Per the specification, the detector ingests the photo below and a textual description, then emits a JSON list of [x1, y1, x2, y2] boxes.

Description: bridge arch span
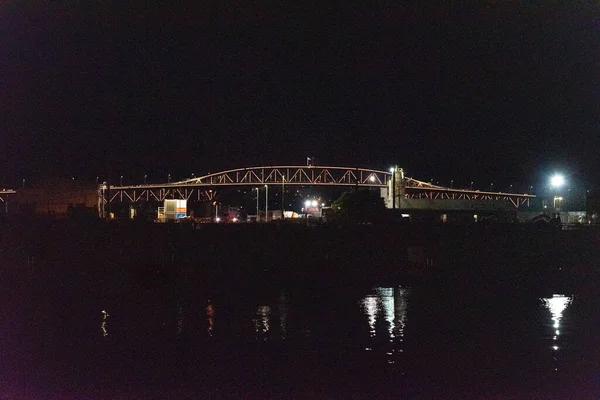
[[174, 165, 392, 187]]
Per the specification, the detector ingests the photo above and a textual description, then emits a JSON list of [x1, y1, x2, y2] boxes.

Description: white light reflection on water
[[541, 294, 573, 358], [361, 287, 410, 364], [100, 310, 109, 338], [363, 296, 378, 338], [253, 305, 272, 339]]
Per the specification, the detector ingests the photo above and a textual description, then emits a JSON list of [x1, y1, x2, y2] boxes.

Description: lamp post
[[550, 174, 565, 211], [255, 187, 259, 222], [389, 167, 396, 209], [281, 176, 285, 220], [265, 184, 269, 222]]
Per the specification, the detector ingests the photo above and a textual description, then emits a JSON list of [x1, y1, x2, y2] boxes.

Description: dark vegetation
[[330, 189, 387, 223]]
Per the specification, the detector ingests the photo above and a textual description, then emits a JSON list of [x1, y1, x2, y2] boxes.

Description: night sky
[[0, 3, 598, 193]]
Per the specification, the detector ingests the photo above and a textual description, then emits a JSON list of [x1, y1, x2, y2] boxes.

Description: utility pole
[[390, 167, 396, 209], [281, 177, 285, 220], [265, 185, 269, 222], [256, 187, 259, 222]]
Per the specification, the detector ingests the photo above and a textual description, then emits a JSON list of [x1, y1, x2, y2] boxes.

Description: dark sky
[[0, 2, 598, 192]]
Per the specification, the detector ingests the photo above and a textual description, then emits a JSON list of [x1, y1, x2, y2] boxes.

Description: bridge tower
[[382, 166, 404, 209]]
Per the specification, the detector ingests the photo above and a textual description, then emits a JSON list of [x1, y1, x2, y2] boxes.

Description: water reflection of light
[[278, 291, 288, 339], [206, 300, 215, 335], [101, 310, 109, 337], [394, 287, 409, 344], [361, 287, 410, 364], [253, 305, 272, 337], [378, 287, 395, 338], [542, 294, 573, 364], [542, 294, 573, 340], [362, 296, 378, 337]]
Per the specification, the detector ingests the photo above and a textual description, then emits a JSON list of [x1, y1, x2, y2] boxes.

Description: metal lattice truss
[[102, 165, 535, 208], [402, 177, 533, 207], [101, 166, 389, 207], [101, 186, 218, 204], [174, 166, 390, 187], [404, 177, 445, 188], [0, 189, 16, 203], [103, 166, 390, 204], [404, 188, 532, 208]]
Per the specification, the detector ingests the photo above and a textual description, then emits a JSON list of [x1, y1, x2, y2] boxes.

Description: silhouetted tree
[[331, 189, 386, 223]]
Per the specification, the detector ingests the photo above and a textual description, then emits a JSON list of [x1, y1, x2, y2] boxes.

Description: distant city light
[[550, 174, 565, 188], [369, 175, 376, 182], [311, 200, 318, 207]]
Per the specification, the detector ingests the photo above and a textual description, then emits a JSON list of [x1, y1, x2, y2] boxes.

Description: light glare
[[550, 174, 565, 188]]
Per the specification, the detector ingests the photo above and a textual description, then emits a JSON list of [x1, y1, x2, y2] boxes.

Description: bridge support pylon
[[381, 166, 404, 209]]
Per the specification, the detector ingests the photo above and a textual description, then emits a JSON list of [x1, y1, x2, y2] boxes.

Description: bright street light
[[550, 174, 565, 188]]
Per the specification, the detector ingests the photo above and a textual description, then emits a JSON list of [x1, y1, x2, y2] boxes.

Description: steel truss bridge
[[98, 165, 534, 209], [0, 189, 16, 204]]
